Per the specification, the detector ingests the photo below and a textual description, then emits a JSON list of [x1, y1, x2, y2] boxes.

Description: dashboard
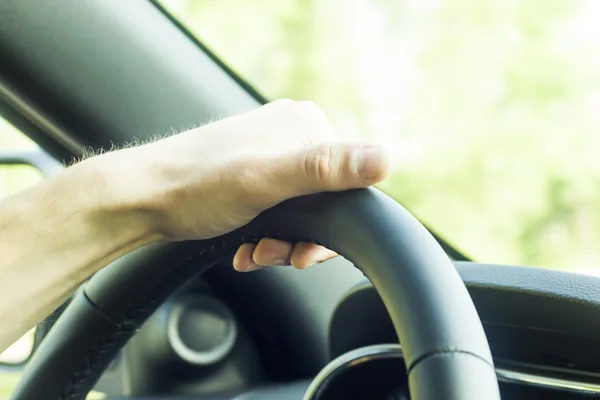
[[303, 343, 600, 399], [87, 260, 600, 399], [325, 262, 600, 399]]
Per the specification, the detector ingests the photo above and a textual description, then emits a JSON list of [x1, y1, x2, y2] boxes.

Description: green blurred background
[[3, 0, 600, 396], [160, 0, 600, 274]]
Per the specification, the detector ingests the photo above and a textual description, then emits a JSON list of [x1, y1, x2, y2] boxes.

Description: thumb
[[266, 143, 391, 202]]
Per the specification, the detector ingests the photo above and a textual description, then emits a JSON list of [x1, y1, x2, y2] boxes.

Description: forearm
[[0, 156, 159, 352], [0, 100, 390, 354]]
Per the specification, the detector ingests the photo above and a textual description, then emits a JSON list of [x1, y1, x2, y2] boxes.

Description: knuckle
[[305, 145, 336, 183]]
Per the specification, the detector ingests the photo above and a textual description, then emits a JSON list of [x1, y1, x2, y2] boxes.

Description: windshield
[[159, 0, 600, 274]]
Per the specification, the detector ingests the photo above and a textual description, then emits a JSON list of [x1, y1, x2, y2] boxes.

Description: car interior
[[2, 0, 600, 399]]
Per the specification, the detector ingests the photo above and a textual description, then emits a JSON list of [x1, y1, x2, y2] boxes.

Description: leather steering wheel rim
[[11, 188, 500, 400]]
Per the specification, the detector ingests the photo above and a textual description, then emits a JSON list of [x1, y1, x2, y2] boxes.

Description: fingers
[[232, 242, 261, 272], [228, 101, 386, 273], [232, 100, 390, 210], [232, 239, 338, 272], [258, 142, 391, 204], [301, 143, 390, 185], [252, 238, 293, 266], [289, 242, 338, 269]]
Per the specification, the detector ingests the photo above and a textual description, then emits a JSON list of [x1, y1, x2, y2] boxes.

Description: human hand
[[95, 99, 391, 271]]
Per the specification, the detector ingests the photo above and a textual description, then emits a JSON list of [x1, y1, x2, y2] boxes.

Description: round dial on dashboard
[[167, 295, 238, 366]]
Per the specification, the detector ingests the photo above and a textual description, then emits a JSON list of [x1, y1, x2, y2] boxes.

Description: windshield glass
[[159, 0, 600, 274]]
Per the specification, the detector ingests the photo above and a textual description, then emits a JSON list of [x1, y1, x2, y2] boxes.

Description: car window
[[0, 119, 43, 197], [160, 0, 600, 274]]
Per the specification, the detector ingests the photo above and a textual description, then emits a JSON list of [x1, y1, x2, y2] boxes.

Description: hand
[[0, 100, 391, 351], [95, 99, 391, 271]]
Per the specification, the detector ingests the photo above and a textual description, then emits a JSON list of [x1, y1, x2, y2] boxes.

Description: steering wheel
[[11, 188, 500, 400]]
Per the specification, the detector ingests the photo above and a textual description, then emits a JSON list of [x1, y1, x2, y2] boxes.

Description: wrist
[[0, 149, 165, 350], [70, 151, 166, 249]]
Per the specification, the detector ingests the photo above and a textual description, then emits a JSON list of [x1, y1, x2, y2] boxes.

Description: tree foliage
[[162, 0, 600, 272]]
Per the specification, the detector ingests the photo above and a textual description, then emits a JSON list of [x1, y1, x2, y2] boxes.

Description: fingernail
[[241, 263, 262, 272], [357, 147, 386, 179], [265, 259, 287, 267]]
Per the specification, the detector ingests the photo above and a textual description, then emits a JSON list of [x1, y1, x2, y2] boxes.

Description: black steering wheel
[[11, 188, 501, 400]]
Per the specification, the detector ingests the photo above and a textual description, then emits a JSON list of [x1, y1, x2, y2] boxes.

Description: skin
[[0, 99, 390, 353]]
